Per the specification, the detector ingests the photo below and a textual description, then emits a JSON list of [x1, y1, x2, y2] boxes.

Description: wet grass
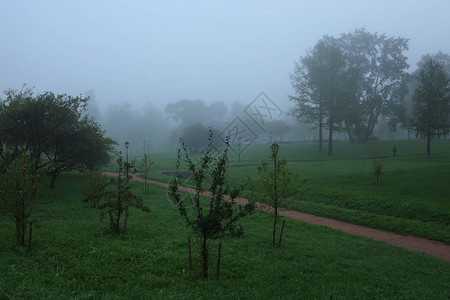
[[129, 139, 450, 243], [1, 172, 449, 299]]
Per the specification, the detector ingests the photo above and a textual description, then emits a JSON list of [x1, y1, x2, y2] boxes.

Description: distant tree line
[[290, 28, 450, 156]]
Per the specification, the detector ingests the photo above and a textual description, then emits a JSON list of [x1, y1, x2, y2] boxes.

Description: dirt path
[[103, 171, 450, 262]]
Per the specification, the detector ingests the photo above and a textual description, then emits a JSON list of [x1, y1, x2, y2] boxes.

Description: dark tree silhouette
[[412, 59, 450, 156]]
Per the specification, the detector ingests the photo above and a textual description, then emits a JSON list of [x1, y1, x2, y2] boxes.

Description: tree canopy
[[337, 28, 409, 141], [290, 28, 410, 147], [165, 99, 229, 127], [403, 52, 450, 135], [0, 86, 116, 188]]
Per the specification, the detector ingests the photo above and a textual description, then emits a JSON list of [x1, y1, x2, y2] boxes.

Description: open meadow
[[1, 169, 450, 299], [128, 139, 450, 244]]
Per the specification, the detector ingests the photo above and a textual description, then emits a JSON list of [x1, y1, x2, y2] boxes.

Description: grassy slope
[[128, 139, 450, 243], [1, 173, 449, 299]]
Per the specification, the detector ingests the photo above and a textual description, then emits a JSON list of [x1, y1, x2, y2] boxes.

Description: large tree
[[0, 86, 116, 188], [412, 59, 450, 156], [44, 117, 116, 188], [180, 122, 210, 154], [336, 28, 409, 141], [290, 39, 359, 155], [403, 52, 450, 137], [417, 51, 450, 75]]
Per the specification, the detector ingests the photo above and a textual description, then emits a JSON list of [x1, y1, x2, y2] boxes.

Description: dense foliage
[[290, 28, 410, 148], [0, 85, 116, 188], [412, 59, 450, 156]]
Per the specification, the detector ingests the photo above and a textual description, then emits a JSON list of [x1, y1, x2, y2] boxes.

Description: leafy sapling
[[98, 156, 150, 233], [372, 159, 383, 186], [83, 169, 111, 208], [248, 143, 308, 245], [138, 154, 152, 195], [0, 154, 46, 246], [168, 128, 254, 279]]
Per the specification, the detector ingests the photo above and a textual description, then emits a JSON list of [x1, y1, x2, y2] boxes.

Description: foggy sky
[[1, 1, 449, 112]]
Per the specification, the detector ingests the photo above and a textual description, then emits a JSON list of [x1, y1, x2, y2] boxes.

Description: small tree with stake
[[248, 143, 307, 245], [168, 128, 254, 279], [99, 156, 150, 233], [83, 169, 110, 208], [138, 154, 152, 195], [0, 154, 46, 247], [372, 159, 383, 186]]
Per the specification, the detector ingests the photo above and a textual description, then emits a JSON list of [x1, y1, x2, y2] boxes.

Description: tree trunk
[[16, 197, 26, 246], [328, 126, 333, 156], [50, 173, 58, 189], [272, 209, 278, 245], [319, 119, 323, 153], [201, 237, 209, 279], [427, 135, 431, 157], [15, 218, 25, 247], [123, 209, 128, 233], [273, 149, 278, 245], [345, 121, 354, 143]]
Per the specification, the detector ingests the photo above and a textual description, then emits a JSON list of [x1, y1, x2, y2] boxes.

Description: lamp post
[[125, 141, 129, 177]]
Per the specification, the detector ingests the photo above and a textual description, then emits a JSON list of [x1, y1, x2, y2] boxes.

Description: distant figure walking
[[392, 145, 397, 157]]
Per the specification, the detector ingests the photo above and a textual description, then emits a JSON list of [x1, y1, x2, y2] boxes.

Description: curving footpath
[[103, 171, 450, 262]]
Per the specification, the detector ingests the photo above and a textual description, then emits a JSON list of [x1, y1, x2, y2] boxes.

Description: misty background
[[1, 1, 449, 150]]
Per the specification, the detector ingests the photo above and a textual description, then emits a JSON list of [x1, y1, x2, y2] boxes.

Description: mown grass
[[1, 173, 449, 299], [122, 139, 450, 243]]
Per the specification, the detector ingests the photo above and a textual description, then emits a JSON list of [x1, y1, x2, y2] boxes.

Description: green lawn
[[124, 139, 450, 243], [1, 173, 449, 299]]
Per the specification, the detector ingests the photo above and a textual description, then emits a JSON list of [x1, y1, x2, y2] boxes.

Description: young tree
[[247, 143, 307, 245], [83, 169, 110, 208], [99, 156, 150, 233], [372, 159, 384, 186], [412, 59, 450, 156], [138, 154, 152, 195], [0, 155, 45, 246], [168, 129, 254, 279]]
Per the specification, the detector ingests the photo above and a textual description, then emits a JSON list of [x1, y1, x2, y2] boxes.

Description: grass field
[[118, 139, 450, 243], [1, 173, 450, 299]]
